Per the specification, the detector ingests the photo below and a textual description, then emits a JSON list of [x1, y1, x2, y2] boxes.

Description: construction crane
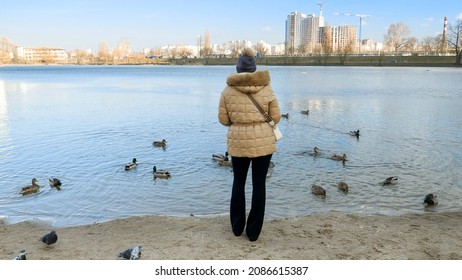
[[337, 13, 372, 52], [317, 1, 327, 17]]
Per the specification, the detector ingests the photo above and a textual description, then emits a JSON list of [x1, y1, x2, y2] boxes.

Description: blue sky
[[1, 0, 461, 51]]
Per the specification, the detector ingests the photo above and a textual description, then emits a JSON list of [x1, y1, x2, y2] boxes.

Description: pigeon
[[41, 230, 58, 245], [118, 245, 142, 260], [13, 249, 27, 260]]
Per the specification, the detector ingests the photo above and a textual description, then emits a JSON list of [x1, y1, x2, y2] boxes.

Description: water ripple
[[1, 65, 461, 227]]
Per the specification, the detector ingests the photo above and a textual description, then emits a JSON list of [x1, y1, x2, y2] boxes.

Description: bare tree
[[74, 49, 88, 64], [175, 46, 192, 58], [404, 36, 418, 52], [115, 38, 131, 61], [255, 41, 269, 56], [384, 22, 411, 52], [321, 24, 333, 65], [447, 19, 462, 65], [421, 36, 438, 53], [1, 36, 15, 63], [338, 39, 355, 65], [98, 41, 111, 64], [202, 31, 212, 57]]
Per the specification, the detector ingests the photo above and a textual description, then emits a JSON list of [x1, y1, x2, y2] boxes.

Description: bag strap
[[245, 93, 275, 125]]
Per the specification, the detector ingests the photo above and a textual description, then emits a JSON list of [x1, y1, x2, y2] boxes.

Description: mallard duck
[[308, 146, 321, 156], [382, 176, 399, 186], [20, 178, 40, 195], [153, 166, 171, 179], [153, 139, 167, 148], [349, 129, 360, 137], [423, 193, 438, 207], [281, 113, 289, 119], [331, 153, 347, 162], [125, 158, 137, 170], [48, 177, 62, 190], [212, 151, 229, 162], [218, 159, 232, 167], [311, 184, 326, 197], [337, 181, 349, 193], [301, 109, 310, 115]]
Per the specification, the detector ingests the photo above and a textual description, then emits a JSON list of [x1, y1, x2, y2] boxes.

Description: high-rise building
[[285, 12, 324, 54], [331, 25, 357, 51], [285, 12, 306, 54]]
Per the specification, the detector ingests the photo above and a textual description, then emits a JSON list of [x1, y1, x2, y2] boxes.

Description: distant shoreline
[[2, 55, 460, 68], [174, 55, 460, 68]]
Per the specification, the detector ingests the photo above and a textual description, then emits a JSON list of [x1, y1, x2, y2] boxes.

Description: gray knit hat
[[236, 48, 256, 73]]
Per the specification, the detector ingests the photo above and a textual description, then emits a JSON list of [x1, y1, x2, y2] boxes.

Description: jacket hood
[[226, 70, 270, 94]]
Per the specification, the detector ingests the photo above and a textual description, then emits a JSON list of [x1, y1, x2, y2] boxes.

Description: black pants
[[230, 154, 272, 241]]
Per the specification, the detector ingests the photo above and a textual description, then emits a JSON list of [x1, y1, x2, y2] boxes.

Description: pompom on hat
[[236, 48, 256, 73]]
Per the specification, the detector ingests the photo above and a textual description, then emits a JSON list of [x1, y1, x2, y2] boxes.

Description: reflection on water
[[0, 65, 461, 227]]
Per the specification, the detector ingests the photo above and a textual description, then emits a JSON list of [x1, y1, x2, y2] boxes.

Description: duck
[[48, 177, 62, 190], [423, 193, 438, 207], [125, 158, 138, 171], [212, 151, 229, 162], [308, 146, 321, 156], [337, 181, 349, 193], [153, 166, 171, 179], [20, 178, 41, 195], [281, 113, 289, 119], [311, 184, 326, 197], [218, 159, 232, 167], [331, 153, 347, 162], [382, 176, 399, 186], [349, 129, 360, 137], [301, 109, 310, 115], [153, 139, 167, 148]]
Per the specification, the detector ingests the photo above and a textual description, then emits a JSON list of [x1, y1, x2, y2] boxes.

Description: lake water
[[1, 65, 461, 228]]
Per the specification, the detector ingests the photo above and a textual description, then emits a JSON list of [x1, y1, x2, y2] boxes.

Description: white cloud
[[261, 26, 272, 32], [457, 13, 462, 21]]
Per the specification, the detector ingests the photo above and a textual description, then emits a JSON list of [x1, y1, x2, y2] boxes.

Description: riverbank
[[2, 211, 462, 260], [173, 54, 459, 67], [2, 54, 459, 67]]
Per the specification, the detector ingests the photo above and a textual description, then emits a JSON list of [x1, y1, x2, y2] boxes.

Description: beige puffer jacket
[[218, 70, 281, 158]]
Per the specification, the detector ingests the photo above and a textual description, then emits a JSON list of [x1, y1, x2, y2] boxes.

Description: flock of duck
[[13, 136, 165, 260], [18, 139, 171, 197], [123, 139, 171, 179], [308, 142, 437, 207], [212, 110, 439, 209], [13, 110, 438, 259]]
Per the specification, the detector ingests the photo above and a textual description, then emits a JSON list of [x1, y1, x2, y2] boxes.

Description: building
[[16, 46, 68, 62], [361, 39, 383, 53], [285, 11, 324, 54], [331, 25, 357, 52]]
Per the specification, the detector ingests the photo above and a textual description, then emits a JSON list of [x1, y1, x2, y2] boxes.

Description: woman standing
[[218, 48, 281, 242]]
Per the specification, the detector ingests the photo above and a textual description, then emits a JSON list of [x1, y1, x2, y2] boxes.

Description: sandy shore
[[2, 211, 462, 260]]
